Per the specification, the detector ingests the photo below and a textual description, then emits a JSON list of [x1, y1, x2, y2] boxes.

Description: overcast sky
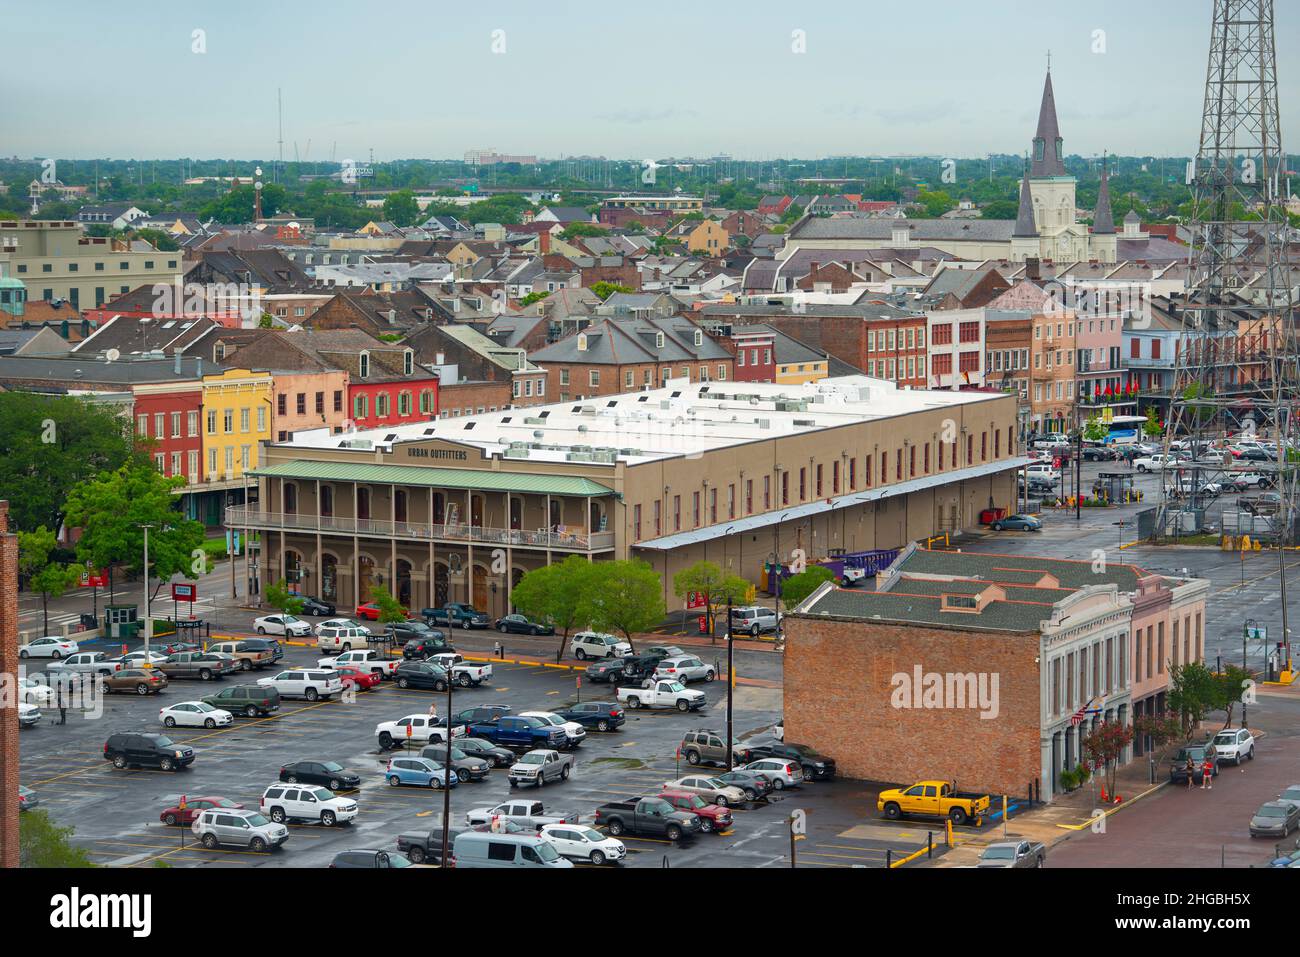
[[4, 0, 1297, 161]]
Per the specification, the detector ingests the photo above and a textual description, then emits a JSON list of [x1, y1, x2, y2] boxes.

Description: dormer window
[[941, 593, 979, 611], [655, 332, 665, 349], [359, 351, 370, 378], [693, 330, 703, 347], [577, 333, 588, 352], [403, 349, 413, 375]]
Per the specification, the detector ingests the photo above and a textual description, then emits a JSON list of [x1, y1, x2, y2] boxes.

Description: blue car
[[386, 756, 458, 789], [991, 514, 1042, 532], [1268, 847, 1300, 867]]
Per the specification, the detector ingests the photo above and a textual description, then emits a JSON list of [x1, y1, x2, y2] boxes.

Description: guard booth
[[1093, 472, 1138, 503], [104, 604, 141, 640]]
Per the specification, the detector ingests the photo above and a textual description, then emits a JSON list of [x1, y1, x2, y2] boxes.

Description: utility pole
[[440, 662, 453, 867], [141, 523, 155, 659]]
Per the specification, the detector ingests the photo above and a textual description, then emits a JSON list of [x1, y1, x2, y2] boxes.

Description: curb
[[1051, 779, 1169, 834]]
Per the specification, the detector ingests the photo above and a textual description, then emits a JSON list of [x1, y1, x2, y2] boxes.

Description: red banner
[[172, 583, 197, 601]]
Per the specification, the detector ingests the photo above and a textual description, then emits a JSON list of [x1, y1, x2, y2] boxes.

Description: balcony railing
[[226, 506, 615, 551]]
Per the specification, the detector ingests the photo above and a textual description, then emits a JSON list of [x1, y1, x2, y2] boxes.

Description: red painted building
[[131, 381, 205, 484], [716, 325, 777, 383], [347, 374, 441, 430]]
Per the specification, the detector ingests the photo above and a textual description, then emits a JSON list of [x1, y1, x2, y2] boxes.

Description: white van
[[317, 624, 374, 653], [451, 832, 574, 869]]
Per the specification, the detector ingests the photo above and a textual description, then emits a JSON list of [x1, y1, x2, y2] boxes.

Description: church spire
[[1030, 69, 1067, 177], [1092, 155, 1115, 234], [1013, 168, 1038, 237]]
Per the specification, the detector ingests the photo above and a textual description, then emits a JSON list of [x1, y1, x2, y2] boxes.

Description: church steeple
[[1013, 169, 1038, 237], [1092, 155, 1115, 234], [1030, 69, 1067, 177]]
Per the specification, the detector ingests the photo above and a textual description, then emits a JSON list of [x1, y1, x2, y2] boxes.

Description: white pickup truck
[[427, 652, 493, 688], [376, 713, 466, 750], [317, 648, 400, 680], [617, 679, 707, 713]]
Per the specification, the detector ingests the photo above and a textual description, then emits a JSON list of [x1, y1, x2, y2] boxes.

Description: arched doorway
[[284, 483, 298, 515], [396, 559, 413, 607], [431, 562, 449, 608], [321, 554, 339, 602]]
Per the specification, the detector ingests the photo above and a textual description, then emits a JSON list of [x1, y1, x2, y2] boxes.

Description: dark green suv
[[201, 684, 282, 718]]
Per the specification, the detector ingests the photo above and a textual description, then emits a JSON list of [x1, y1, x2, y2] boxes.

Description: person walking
[[1185, 754, 1196, 790], [56, 682, 67, 725], [1202, 752, 1215, 790]]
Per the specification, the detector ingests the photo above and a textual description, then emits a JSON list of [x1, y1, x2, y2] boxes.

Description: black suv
[[390, 621, 448, 645], [741, 740, 836, 781], [402, 633, 453, 659], [104, 732, 195, 772], [448, 736, 514, 768], [393, 660, 451, 691]]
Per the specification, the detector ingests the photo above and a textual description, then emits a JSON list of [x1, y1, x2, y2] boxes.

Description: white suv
[[317, 649, 398, 678], [257, 668, 344, 701], [260, 784, 358, 827], [569, 631, 632, 660], [254, 614, 312, 638], [1211, 728, 1255, 765], [730, 606, 779, 637], [316, 624, 373, 652], [519, 711, 586, 749]]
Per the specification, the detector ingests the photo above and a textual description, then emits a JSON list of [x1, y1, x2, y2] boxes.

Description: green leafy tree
[[20, 810, 97, 868], [264, 578, 305, 616], [63, 462, 206, 604], [915, 189, 956, 218], [672, 560, 749, 640], [1083, 417, 1109, 443], [1082, 720, 1135, 797], [518, 291, 551, 307], [583, 560, 665, 652], [1167, 661, 1220, 735], [509, 555, 596, 655], [590, 281, 632, 301], [18, 526, 81, 635], [368, 583, 409, 624], [1142, 407, 1163, 438], [130, 227, 180, 252], [0, 392, 137, 533], [560, 222, 606, 240], [381, 189, 420, 227], [1211, 664, 1253, 729], [779, 566, 836, 607], [980, 199, 1020, 219]]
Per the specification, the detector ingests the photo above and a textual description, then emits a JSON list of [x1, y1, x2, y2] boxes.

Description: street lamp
[[723, 524, 736, 768], [773, 510, 792, 632], [140, 523, 157, 659]]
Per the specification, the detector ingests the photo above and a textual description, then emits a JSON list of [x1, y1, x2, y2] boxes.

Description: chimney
[[173, 348, 182, 375], [539, 230, 551, 254], [1025, 257, 1041, 280]]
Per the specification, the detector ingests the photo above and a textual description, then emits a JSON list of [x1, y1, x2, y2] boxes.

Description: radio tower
[[1160, 0, 1294, 668]]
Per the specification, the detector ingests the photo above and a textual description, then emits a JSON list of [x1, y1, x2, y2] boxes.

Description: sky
[[3, 0, 1298, 162]]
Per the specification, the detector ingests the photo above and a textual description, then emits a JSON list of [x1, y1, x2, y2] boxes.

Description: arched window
[[403, 350, 414, 375], [359, 351, 370, 378]]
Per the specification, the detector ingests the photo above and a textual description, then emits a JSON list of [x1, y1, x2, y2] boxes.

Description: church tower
[[1026, 67, 1088, 261], [1090, 157, 1118, 262]]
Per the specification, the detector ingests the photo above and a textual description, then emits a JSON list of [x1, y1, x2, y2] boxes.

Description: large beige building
[[230, 376, 1025, 615], [0, 219, 181, 311]]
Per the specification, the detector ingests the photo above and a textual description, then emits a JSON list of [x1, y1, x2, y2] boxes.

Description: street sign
[[1245, 624, 1268, 640], [686, 592, 707, 610], [172, 583, 197, 601], [79, 570, 107, 588]]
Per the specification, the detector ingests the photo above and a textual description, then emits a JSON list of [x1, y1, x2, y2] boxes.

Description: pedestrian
[[1202, 752, 1215, 790], [1185, 753, 1195, 790], [56, 681, 67, 725]]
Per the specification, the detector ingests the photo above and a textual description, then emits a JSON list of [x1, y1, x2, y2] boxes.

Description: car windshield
[[306, 787, 332, 800], [389, 853, 414, 868], [704, 778, 726, 789], [574, 827, 603, 842], [247, 813, 271, 827], [1256, 806, 1287, 818], [1282, 788, 1300, 801], [664, 681, 686, 692], [681, 794, 707, 809], [1212, 733, 1237, 745], [519, 754, 545, 765], [982, 846, 1017, 860], [536, 715, 562, 726], [194, 702, 215, 712], [155, 736, 174, 747]]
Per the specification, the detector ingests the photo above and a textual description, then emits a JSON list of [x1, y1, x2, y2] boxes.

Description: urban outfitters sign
[[406, 447, 468, 461]]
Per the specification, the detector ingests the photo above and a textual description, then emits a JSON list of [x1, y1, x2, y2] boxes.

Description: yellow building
[[680, 219, 729, 256], [201, 368, 274, 490], [772, 329, 830, 384]]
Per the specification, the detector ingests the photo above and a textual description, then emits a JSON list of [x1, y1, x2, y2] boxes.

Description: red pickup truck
[[659, 789, 733, 834]]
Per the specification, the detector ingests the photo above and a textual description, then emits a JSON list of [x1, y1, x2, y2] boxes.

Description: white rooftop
[[280, 376, 1008, 467]]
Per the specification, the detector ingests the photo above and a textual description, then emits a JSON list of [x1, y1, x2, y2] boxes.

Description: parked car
[[739, 758, 802, 790], [427, 652, 492, 687], [160, 796, 244, 827], [659, 789, 734, 833], [423, 603, 491, 629], [393, 660, 451, 691], [730, 606, 779, 637], [653, 655, 717, 683], [261, 783, 358, 826], [104, 732, 194, 771], [1278, 784, 1300, 812], [1212, 728, 1255, 765], [334, 664, 382, 691], [386, 620, 449, 645], [663, 774, 746, 807], [538, 823, 625, 864], [192, 808, 288, 852], [518, 710, 586, 749], [508, 749, 575, 787], [157, 651, 238, 681], [421, 744, 490, 783], [463, 800, 577, 830], [451, 832, 573, 869], [17, 676, 55, 706], [681, 730, 748, 767], [449, 704, 512, 727], [254, 614, 312, 638], [740, 740, 837, 781], [315, 618, 371, 638], [594, 797, 699, 841], [877, 779, 991, 825], [978, 840, 1046, 868], [1249, 801, 1300, 838], [18, 636, 78, 659], [451, 737, 515, 769], [45, 651, 120, 677], [715, 769, 773, 802], [101, 668, 169, 696], [569, 631, 632, 660], [257, 668, 344, 701], [402, 635, 455, 659], [617, 679, 707, 712], [554, 701, 625, 733], [18, 702, 40, 728], [317, 648, 398, 680], [160, 701, 233, 729], [584, 659, 628, 684], [375, 713, 463, 749], [642, 645, 686, 659], [1226, 471, 1275, 491], [280, 760, 361, 790], [990, 514, 1042, 532], [200, 684, 280, 718], [1026, 463, 1061, 482], [469, 714, 567, 751], [330, 848, 414, 869], [495, 614, 554, 636], [396, 830, 464, 865], [1170, 745, 1219, 785], [18, 785, 38, 811], [108, 650, 169, 669], [385, 755, 458, 789], [208, 640, 276, 671], [315, 623, 374, 653], [297, 596, 336, 616], [354, 601, 398, 621]]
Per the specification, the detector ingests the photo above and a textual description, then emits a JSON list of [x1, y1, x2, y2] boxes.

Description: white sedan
[[254, 614, 312, 638], [160, 701, 234, 729], [314, 618, 372, 637], [18, 676, 55, 706], [537, 823, 625, 865], [19, 636, 79, 659], [112, 650, 169, 667]]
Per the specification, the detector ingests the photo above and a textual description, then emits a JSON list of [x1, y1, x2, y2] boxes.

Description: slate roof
[[790, 217, 1017, 242], [1014, 175, 1038, 237], [894, 548, 1146, 591], [1092, 164, 1116, 235], [531, 315, 730, 365], [1030, 70, 1068, 177]]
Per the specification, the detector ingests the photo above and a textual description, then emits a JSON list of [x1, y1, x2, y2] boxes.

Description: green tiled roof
[[251, 460, 613, 497]]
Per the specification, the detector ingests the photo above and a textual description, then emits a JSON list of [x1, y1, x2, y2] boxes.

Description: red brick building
[[131, 381, 204, 484], [721, 326, 776, 383]]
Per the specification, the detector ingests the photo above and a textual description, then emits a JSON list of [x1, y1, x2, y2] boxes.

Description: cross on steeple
[[1046, 49, 1051, 72]]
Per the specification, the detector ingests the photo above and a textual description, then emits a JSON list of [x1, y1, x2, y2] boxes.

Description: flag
[[1069, 697, 1094, 727]]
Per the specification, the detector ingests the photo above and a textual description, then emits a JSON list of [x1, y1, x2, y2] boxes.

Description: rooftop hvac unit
[[523, 416, 546, 425], [592, 449, 618, 463], [793, 418, 816, 427], [619, 447, 642, 456], [570, 444, 592, 453], [504, 447, 530, 459], [566, 451, 593, 462], [754, 418, 771, 429]]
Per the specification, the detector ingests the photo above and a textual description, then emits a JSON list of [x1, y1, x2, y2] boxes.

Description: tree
[[590, 281, 632, 301], [18, 526, 81, 635], [509, 555, 596, 655], [63, 462, 206, 604], [1167, 661, 1220, 735], [0, 392, 137, 533], [264, 578, 305, 616], [583, 560, 665, 652], [1211, 664, 1253, 729], [518, 291, 550, 307], [1083, 416, 1109, 443], [381, 189, 420, 227], [1081, 720, 1135, 798], [915, 189, 956, 218], [1133, 712, 1186, 764], [980, 199, 1020, 220], [368, 583, 409, 624], [672, 561, 749, 641], [779, 566, 836, 607], [1142, 407, 1163, 438], [130, 227, 180, 252], [20, 810, 97, 868], [560, 222, 606, 240]]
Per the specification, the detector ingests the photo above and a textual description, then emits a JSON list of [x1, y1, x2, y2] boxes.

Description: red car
[[659, 789, 733, 834], [335, 664, 381, 691], [160, 796, 245, 826]]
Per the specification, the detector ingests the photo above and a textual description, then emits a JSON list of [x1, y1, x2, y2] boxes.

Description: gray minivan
[[451, 832, 574, 869]]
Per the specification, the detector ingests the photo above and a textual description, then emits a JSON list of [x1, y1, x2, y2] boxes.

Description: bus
[[1102, 415, 1148, 445]]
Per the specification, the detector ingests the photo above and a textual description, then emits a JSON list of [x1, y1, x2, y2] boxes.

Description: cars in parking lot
[[208, 640, 277, 671], [664, 775, 746, 807], [495, 614, 554, 635], [101, 668, 169, 696], [18, 785, 38, 811], [402, 635, 455, 659], [1212, 728, 1255, 764], [424, 603, 492, 629], [160, 701, 233, 728], [518, 710, 586, 749], [537, 823, 625, 865], [200, 684, 280, 718], [555, 701, 625, 732], [739, 739, 837, 781], [330, 849, 414, 868], [1226, 471, 1274, 491], [1249, 801, 1300, 838], [659, 789, 734, 833], [157, 651, 238, 681], [716, 769, 772, 801], [315, 618, 371, 638], [280, 760, 361, 790], [19, 636, 78, 659], [261, 784, 358, 826], [385, 755, 457, 789], [421, 744, 490, 783], [427, 653, 493, 687], [595, 796, 700, 841], [254, 614, 313, 638], [18, 702, 40, 728], [108, 650, 169, 669], [681, 730, 747, 767], [1170, 745, 1219, 784], [508, 749, 574, 787], [104, 732, 195, 771], [386, 620, 450, 646], [257, 668, 344, 701], [16, 676, 55, 706], [160, 796, 244, 827], [317, 648, 398, 679], [653, 655, 716, 683], [45, 651, 120, 677], [376, 713, 463, 749], [730, 606, 779, 636], [617, 678, 706, 712], [354, 602, 396, 621], [990, 513, 1042, 532], [393, 659, 451, 691], [315, 623, 374, 653], [192, 808, 288, 852], [978, 840, 1046, 868], [470, 714, 567, 750], [1279, 784, 1300, 812], [569, 631, 631, 660], [451, 736, 515, 768], [334, 664, 382, 691], [739, 757, 801, 790], [452, 832, 573, 869], [297, 596, 336, 616], [463, 800, 577, 830], [583, 658, 627, 683]]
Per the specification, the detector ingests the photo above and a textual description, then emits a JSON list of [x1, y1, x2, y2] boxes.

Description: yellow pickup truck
[[877, 780, 991, 826]]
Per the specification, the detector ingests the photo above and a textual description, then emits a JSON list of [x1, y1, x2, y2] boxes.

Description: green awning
[[250, 459, 614, 497]]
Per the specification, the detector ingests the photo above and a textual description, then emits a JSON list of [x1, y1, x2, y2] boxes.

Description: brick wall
[[1, 501, 19, 867], [783, 614, 1042, 798], [437, 379, 512, 415]]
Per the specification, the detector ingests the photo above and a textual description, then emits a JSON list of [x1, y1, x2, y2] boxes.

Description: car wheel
[[1137, 465, 1148, 473], [160, 757, 174, 772], [575, 649, 587, 660], [608, 819, 624, 836], [257, 627, 267, 635], [202, 833, 218, 849], [801, 767, 814, 782], [699, 818, 713, 833], [430, 777, 442, 790], [305, 688, 319, 701], [590, 850, 606, 865], [771, 778, 785, 791], [686, 750, 701, 765], [321, 811, 336, 827], [327, 778, 341, 790], [1260, 479, 1269, 489], [509, 780, 518, 789], [949, 807, 969, 826], [245, 705, 258, 718], [435, 680, 447, 692], [240, 659, 252, 671], [379, 732, 393, 748], [270, 807, 286, 823], [704, 670, 715, 683], [164, 813, 178, 826], [1247, 747, 1254, 760], [666, 824, 682, 841], [715, 795, 729, 807], [992, 523, 1003, 531], [135, 684, 149, 695], [626, 697, 641, 709], [204, 718, 216, 729], [113, 755, 127, 769], [596, 719, 610, 732], [388, 776, 401, 787], [530, 626, 540, 635], [458, 674, 472, 688], [18, 650, 28, 659], [676, 699, 689, 712], [561, 765, 570, 781], [883, 802, 901, 819], [164, 716, 176, 727], [744, 788, 758, 802], [199, 669, 213, 681], [397, 677, 410, 689], [408, 846, 426, 864], [249, 836, 268, 852]]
